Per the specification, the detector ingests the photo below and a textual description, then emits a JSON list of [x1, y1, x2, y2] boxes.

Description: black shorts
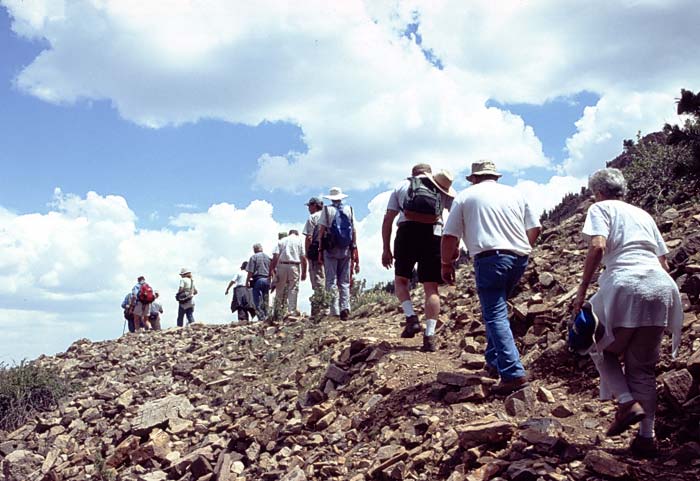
[[394, 221, 442, 283]]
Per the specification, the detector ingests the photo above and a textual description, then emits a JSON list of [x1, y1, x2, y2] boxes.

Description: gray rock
[[132, 395, 194, 434]]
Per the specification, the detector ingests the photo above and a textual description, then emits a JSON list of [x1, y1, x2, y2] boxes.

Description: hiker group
[[382, 160, 681, 457], [121, 268, 198, 333], [119, 159, 682, 456], [226, 186, 360, 323]]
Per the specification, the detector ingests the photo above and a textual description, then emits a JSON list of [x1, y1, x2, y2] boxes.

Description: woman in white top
[[573, 168, 682, 457]]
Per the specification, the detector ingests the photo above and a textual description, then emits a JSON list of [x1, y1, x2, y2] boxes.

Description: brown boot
[[606, 401, 645, 437]]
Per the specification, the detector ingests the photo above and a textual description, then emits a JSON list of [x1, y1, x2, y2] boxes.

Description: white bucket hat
[[323, 187, 348, 201], [179, 267, 191, 276]]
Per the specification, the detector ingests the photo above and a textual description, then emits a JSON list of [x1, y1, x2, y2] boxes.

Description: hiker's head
[[278, 231, 288, 240], [154, 290, 160, 299], [179, 267, 191, 277], [305, 196, 323, 213], [253, 243, 263, 253], [411, 163, 432, 176], [323, 187, 347, 204], [289, 229, 299, 236], [428, 169, 457, 198], [137, 276, 145, 283], [589, 168, 627, 201], [240, 261, 248, 270], [466, 160, 502, 184]]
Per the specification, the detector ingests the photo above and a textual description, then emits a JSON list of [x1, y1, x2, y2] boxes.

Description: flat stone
[[106, 435, 140, 468], [539, 272, 556, 288], [444, 385, 487, 404], [132, 395, 194, 434], [551, 404, 574, 418], [1, 450, 44, 481], [536, 387, 555, 403], [583, 450, 629, 478], [437, 371, 482, 387], [662, 369, 694, 407], [280, 466, 307, 481], [324, 364, 350, 385], [458, 421, 515, 448]]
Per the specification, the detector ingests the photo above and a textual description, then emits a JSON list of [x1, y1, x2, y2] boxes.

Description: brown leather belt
[[280, 261, 301, 265]]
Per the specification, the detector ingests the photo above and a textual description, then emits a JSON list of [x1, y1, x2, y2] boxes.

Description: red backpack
[[137, 283, 155, 303]]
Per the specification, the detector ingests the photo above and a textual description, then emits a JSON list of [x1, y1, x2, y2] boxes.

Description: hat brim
[[323, 194, 348, 200], [467, 171, 502, 182], [430, 179, 457, 198]]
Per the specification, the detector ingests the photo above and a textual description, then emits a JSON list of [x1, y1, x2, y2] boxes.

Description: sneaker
[[340, 309, 349, 321], [606, 401, 646, 437], [400, 315, 422, 338], [420, 335, 437, 352], [630, 434, 657, 458], [490, 376, 530, 396]]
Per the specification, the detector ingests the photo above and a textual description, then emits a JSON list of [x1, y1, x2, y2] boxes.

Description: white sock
[[617, 392, 634, 405], [401, 300, 415, 317], [425, 319, 437, 336]]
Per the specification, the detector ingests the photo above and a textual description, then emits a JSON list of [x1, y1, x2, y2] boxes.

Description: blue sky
[[1, 0, 696, 362]]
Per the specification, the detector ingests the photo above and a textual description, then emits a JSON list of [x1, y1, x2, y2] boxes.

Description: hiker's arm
[[526, 227, 541, 247], [658, 255, 670, 272], [317, 225, 326, 263], [440, 234, 460, 284], [269, 253, 279, 277], [573, 235, 606, 314], [246, 271, 253, 288], [353, 246, 360, 274], [301, 256, 308, 281], [225, 280, 234, 295], [305, 234, 311, 256], [381, 209, 399, 268]]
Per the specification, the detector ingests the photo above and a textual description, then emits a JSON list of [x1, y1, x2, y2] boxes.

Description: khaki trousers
[[276, 263, 300, 312]]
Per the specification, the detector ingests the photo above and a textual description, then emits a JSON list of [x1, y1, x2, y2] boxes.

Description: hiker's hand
[[441, 263, 456, 285], [571, 290, 586, 317], [354, 263, 360, 274], [381, 250, 393, 269], [301, 272, 307, 281]]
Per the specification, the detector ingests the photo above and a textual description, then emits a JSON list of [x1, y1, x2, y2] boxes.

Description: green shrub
[[351, 279, 395, 312], [0, 361, 71, 431]]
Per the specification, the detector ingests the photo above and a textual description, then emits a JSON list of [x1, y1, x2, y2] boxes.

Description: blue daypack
[[323, 203, 354, 249]]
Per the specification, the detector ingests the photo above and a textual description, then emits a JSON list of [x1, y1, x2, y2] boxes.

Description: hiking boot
[[340, 309, 349, 321], [606, 401, 646, 437], [491, 375, 530, 396], [483, 364, 499, 379], [400, 315, 422, 338], [420, 335, 437, 352], [630, 434, 657, 458]]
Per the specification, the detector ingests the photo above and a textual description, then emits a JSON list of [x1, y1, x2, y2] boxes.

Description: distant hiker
[[303, 196, 326, 310], [176, 268, 197, 327], [121, 292, 135, 333], [442, 161, 541, 395], [572, 168, 682, 456], [382, 163, 456, 352], [226, 261, 256, 322], [317, 187, 359, 320], [246, 243, 272, 321], [130, 276, 156, 332], [270, 231, 288, 294], [149, 291, 163, 330], [270, 229, 308, 316]]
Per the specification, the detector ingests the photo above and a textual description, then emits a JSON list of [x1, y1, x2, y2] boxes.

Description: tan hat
[[467, 160, 502, 182], [179, 267, 191, 276], [428, 170, 457, 198], [323, 186, 348, 201]]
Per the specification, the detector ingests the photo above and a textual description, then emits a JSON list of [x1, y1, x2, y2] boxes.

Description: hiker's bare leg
[[423, 282, 439, 320], [394, 275, 410, 303]]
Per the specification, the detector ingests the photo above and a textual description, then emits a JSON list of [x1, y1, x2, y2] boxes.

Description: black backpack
[[402, 176, 442, 222], [307, 223, 321, 259]]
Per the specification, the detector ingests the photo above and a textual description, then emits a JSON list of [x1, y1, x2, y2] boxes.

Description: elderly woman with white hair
[[573, 167, 682, 457]]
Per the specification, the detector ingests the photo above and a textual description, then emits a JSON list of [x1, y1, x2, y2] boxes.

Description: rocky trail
[[2, 197, 700, 481]]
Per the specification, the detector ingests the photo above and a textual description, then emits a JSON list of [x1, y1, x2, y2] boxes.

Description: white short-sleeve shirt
[[386, 177, 453, 235], [443, 180, 540, 256], [275, 233, 305, 263], [231, 271, 247, 287]]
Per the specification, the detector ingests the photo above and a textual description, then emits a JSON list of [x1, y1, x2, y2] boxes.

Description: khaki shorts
[[133, 302, 151, 317]]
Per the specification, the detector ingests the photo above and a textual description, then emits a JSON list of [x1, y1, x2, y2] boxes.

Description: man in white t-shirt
[[442, 161, 541, 395], [270, 229, 308, 316]]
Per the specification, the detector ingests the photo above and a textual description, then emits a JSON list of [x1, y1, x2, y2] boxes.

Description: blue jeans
[[323, 249, 351, 315], [177, 306, 195, 326], [474, 253, 528, 381], [252, 277, 270, 320]]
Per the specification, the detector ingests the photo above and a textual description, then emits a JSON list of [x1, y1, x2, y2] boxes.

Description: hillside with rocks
[[2, 188, 700, 481]]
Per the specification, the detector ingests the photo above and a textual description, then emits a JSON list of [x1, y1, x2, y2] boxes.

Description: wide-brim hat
[[305, 196, 323, 207], [568, 302, 604, 355], [466, 160, 502, 182], [179, 267, 191, 276], [323, 186, 348, 201], [427, 170, 457, 198]]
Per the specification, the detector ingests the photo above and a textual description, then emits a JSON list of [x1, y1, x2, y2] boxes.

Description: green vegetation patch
[[0, 361, 71, 431]]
